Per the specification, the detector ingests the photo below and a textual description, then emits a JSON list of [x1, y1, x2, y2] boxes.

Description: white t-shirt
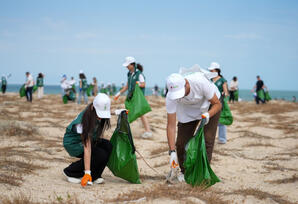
[[166, 72, 220, 123], [61, 79, 71, 89], [229, 80, 238, 91], [138, 73, 145, 83], [26, 74, 34, 88]]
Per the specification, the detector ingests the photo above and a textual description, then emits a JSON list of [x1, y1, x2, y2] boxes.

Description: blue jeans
[[218, 123, 226, 143], [78, 90, 88, 104]]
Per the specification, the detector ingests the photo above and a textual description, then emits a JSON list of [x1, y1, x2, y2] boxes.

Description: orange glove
[[114, 92, 121, 101], [81, 173, 92, 187]]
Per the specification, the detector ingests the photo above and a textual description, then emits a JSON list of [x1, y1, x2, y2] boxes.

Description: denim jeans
[[218, 123, 226, 143], [78, 90, 88, 104]]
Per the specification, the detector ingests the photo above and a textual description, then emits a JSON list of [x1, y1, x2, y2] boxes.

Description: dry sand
[[0, 93, 297, 204]]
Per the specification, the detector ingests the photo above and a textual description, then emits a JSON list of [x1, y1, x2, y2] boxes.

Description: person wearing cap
[[78, 72, 88, 104], [166, 72, 222, 182], [115, 56, 152, 139], [208, 62, 229, 144], [63, 93, 113, 187]]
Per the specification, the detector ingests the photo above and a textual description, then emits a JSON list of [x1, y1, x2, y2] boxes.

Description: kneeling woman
[[63, 93, 113, 187]]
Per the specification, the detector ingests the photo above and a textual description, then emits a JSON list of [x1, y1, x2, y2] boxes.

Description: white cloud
[[225, 33, 262, 40]]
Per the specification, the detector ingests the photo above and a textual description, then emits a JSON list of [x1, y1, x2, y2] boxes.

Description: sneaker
[[63, 171, 81, 184], [93, 178, 104, 184], [141, 132, 152, 139], [177, 172, 185, 182], [218, 140, 226, 144]]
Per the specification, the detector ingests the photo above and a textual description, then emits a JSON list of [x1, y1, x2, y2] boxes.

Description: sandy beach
[[0, 93, 297, 204]]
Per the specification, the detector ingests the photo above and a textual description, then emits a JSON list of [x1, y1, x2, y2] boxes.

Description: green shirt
[[1, 77, 7, 86], [81, 79, 88, 91], [127, 67, 145, 99], [213, 77, 227, 96], [36, 77, 44, 87], [63, 110, 101, 157]]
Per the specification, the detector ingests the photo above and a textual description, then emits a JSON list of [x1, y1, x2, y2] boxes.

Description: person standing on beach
[[165, 72, 221, 181], [92, 77, 98, 96], [252, 75, 267, 104], [114, 56, 153, 139], [69, 77, 76, 93], [208, 62, 229, 144], [36, 73, 44, 99], [1, 75, 8, 94], [25, 72, 34, 102], [78, 71, 88, 104], [63, 93, 112, 186], [229, 76, 238, 103]]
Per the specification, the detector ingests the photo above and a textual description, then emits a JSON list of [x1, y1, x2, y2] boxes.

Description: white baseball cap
[[122, 56, 136, 67], [208, 62, 220, 70], [166, 73, 186, 100], [79, 70, 84, 74], [93, 93, 111, 119]]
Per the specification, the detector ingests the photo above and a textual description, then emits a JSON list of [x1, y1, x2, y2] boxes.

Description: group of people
[[62, 58, 233, 186], [21, 72, 44, 102]]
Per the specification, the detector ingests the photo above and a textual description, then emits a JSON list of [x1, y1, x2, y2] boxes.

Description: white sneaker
[[93, 178, 104, 184], [141, 132, 152, 139], [177, 172, 185, 182], [63, 171, 81, 184]]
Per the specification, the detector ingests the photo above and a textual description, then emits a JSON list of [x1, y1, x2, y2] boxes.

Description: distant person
[[1, 74, 9, 94], [63, 93, 112, 186], [120, 82, 125, 96], [115, 56, 152, 139], [152, 84, 160, 97], [112, 83, 117, 96], [293, 96, 296, 103], [252, 75, 267, 104], [209, 62, 229, 144], [61, 74, 71, 97], [78, 72, 88, 104], [229, 76, 238, 103], [107, 83, 112, 96], [92, 77, 98, 96], [25, 72, 34, 102], [36, 73, 44, 99], [69, 77, 76, 93]]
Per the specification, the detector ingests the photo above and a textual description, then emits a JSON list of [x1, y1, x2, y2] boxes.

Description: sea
[[3, 84, 298, 102]]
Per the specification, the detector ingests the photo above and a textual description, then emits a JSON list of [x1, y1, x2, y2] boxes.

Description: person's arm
[[83, 138, 91, 172], [208, 94, 222, 117], [79, 80, 82, 88], [167, 113, 176, 151], [223, 82, 229, 97], [114, 82, 128, 100], [137, 74, 146, 88], [251, 85, 256, 92]]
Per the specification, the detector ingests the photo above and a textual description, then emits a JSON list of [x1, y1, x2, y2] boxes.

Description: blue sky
[[0, 0, 297, 90]]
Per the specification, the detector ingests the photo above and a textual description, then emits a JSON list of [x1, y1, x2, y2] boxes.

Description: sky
[[0, 0, 298, 90]]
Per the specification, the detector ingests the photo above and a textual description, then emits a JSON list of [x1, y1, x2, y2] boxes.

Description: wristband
[[84, 170, 91, 175]]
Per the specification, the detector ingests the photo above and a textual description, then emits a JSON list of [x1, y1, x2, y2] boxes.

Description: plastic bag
[[19, 85, 26, 97], [234, 90, 239, 101], [257, 90, 265, 101], [219, 97, 233, 125], [86, 84, 93, 97], [125, 84, 151, 123], [184, 119, 220, 188], [107, 110, 141, 184], [33, 85, 38, 92], [265, 91, 271, 101]]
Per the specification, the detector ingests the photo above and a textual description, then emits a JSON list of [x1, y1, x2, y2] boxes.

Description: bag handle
[[194, 118, 206, 137]]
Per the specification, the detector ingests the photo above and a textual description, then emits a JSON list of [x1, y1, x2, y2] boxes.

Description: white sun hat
[[93, 93, 111, 118], [122, 56, 136, 67], [166, 73, 186, 100], [79, 70, 84, 74], [208, 62, 220, 70]]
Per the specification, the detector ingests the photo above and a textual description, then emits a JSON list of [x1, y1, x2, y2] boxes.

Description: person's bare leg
[[140, 115, 151, 132]]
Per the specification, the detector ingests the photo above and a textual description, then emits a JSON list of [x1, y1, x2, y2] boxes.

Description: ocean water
[[3, 84, 298, 102]]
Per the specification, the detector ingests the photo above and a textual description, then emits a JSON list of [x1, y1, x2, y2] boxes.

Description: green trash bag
[[69, 89, 76, 101], [100, 88, 108, 94], [184, 119, 220, 188], [257, 89, 265, 101], [107, 110, 141, 184], [87, 84, 93, 97], [125, 84, 152, 123], [219, 97, 233, 126], [62, 95, 68, 104], [265, 91, 271, 101], [19, 85, 26, 97], [33, 85, 38, 92], [234, 90, 239, 101]]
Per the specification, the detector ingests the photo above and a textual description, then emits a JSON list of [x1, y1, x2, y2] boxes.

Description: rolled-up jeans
[[218, 123, 227, 143], [78, 90, 88, 104], [176, 108, 221, 173]]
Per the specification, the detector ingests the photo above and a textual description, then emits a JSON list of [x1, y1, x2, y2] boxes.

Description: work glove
[[201, 112, 210, 125], [170, 151, 178, 169], [81, 170, 92, 187], [114, 92, 121, 100]]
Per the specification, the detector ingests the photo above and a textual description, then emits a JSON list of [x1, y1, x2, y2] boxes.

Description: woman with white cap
[[208, 62, 229, 144], [114, 56, 152, 139], [63, 93, 113, 187], [165, 72, 222, 182]]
